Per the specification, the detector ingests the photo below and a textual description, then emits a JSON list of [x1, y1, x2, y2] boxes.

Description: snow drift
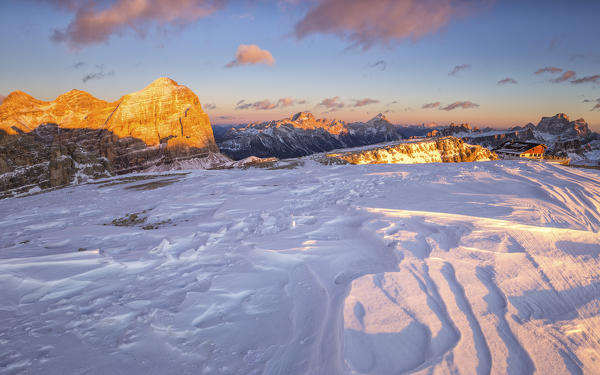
[[1, 160, 599, 374]]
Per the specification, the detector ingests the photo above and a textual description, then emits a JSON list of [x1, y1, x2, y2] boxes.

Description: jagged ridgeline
[[0, 78, 218, 195], [217, 112, 421, 160]]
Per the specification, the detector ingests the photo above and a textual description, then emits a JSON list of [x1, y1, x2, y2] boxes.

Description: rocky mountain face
[[217, 112, 408, 160], [430, 113, 599, 165], [426, 123, 478, 138], [323, 136, 497, 165], [0, 78, 220, 197]]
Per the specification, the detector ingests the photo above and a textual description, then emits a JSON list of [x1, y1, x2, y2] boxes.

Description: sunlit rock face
[[107, 78, 216, 150], [0, 77, 217, 152], [324, 137, 497, 164], [0, 78, 219, 196]]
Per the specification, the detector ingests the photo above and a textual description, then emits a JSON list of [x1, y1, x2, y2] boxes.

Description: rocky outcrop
[[0, 78, 219, 197], [535, 113, 591, 138], [323, 137, 497, 165], [0, 125, 112, 198], [217, 112, 407, 160]]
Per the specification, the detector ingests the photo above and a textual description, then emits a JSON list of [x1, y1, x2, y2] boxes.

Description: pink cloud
[[235, 97, 304, 110], [449, 64, 471, 76], [571, 75, 600, 85], [440, 101, 479, 111], [225, 44, 275, 67], [497, 77, 517, 85], [318, 96, 345, 109], [534, 66, 562, 74], [422, 102, 441, 109], [351, 98, 379, 107], [294, 0, 491, 49], [47, 0, 226, 48], [551, 70, 576, 83]]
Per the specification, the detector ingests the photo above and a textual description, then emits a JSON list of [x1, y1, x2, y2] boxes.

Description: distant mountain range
[[216, 112, 428, 159], [217, 112, 600, 165]]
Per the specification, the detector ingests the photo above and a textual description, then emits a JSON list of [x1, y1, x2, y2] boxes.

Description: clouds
[[203, 103, 217, 110], [440, 101, 479, 111], [235, 97, 305, 110], [497, 77, 517, 85], [534, 66, 562, 75], [369, 60, 386, 71], [45, 0, 227, 49], [318, 96, 345, 110], [421, 102, 441, 109], [551, 70, 576, 83], [584, 98, 600, 111], [351, 98, 379, 107], [571, 75, 600, 85], [534, 66, 599, 85], [449, 64, 470, 76], [82, 64, 115, 83], [225, 44, 275, 68], [293, 0, 490, 49], [421, 101, 479, 111]]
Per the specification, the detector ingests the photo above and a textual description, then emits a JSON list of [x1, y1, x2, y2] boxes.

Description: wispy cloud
[[369, 60, 386, 71], [440, 101, 479, 111], [44, 0, 227, 49], [293, 0, 491, 49], [422, 102, 441, 109], [449, 64, 471, 76], [225, 44, 275, 68], [318, 96, 345, 109], [571, 75, 600, 85], [82, 64, 114, 83], [551, 70, 576, 83], [534, 66, 562, 74], [72, 61, 86, 69], [235, 97, 305, 110], [497, 77, 517, 85], [351, 98, 379, 107], [585, 98, 600, 111], [203, 103, 217, 110]]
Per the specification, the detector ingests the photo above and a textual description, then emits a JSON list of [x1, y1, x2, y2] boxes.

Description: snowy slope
[[1, 161, 600, 374]]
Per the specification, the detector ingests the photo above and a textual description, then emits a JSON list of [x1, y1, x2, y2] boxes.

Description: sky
[[0, 0, 599, 129]]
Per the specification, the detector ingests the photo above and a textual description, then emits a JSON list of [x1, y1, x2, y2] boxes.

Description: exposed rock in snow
[[323, 136, 496, 164]]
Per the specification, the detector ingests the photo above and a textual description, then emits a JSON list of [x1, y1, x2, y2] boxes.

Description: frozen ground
[[1, 160, 599, 374]]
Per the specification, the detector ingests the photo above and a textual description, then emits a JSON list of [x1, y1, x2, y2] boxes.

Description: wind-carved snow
[[0, 161, 599, 374]]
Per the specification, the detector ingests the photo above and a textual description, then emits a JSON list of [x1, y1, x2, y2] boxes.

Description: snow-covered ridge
[[324, 136, 496, 164]]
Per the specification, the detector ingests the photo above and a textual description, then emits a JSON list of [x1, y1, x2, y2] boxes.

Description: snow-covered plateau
[[1, 160, 600, 374]]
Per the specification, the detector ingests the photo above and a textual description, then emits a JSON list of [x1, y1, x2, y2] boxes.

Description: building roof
[[493, 141, 547, 155]]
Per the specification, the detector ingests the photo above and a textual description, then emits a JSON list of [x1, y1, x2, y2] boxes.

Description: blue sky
[[0, 0, 599, 129]]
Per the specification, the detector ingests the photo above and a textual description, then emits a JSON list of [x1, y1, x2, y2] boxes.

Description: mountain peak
[[554, 113, 569, 121], [145, 77, 180, 89], [291, 112, 316, 122], [368, 113, 390, 124]]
